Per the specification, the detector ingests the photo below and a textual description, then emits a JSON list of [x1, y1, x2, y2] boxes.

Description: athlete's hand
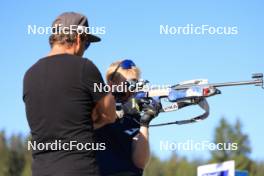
[[140, 98, 161, 127], [122, 98, 141, 116]]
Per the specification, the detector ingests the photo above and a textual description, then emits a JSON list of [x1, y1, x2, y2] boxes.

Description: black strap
[[149, 98, 209, 127]]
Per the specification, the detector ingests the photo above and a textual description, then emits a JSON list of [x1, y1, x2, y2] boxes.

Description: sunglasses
[[110, 60, 136, 81]]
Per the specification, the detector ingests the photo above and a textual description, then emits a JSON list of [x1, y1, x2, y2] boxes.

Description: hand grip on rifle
[[121, 98, 141, 117], [139, 99, 162, 127], [120, 96, 161, 126]]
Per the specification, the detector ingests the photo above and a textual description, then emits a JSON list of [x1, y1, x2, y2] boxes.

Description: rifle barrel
[[172, 79, 263, 90], [210, 79, 262, 88]]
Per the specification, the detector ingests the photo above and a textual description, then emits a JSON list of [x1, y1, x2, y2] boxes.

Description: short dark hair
[[49, 32, 87, 48]]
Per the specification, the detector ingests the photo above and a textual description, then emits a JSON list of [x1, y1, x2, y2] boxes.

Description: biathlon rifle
[[128, 73, 263, 127]]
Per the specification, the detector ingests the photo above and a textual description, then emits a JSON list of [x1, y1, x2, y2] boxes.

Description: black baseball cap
[[52, 12, 101, 42]]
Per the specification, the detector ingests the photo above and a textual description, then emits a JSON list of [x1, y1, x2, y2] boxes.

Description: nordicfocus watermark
[[160, 140, 238, 152], [27, 24, 106, 35], [93, 82, 171, 93], [28, 140, 106, 151], [160, 24, 239, 35]]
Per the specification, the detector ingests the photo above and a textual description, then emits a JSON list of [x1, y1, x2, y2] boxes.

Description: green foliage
[[210, 117, 253, 172], [8, 135, 26, 176], [144, 117, 264, 176], [0, 117, 264, 176], [144, 153, 200, 176], [252, 161, 264, 176], [144, 154, 164, 176], [0, 132, 30, 176], [0, 131, 9, 176], [21, 136, 32, 176]]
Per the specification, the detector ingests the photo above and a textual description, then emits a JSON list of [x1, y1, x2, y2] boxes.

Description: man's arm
[[92, 93, 116, 129], [82, 59, 117, 128], [132, 126, 150, 169]]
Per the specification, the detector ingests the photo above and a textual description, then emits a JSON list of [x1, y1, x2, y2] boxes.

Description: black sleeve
[[82, 59, 108, 103]]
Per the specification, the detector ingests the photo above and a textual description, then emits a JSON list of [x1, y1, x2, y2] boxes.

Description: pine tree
[[7, 134, 26, 176], [0, 130, 9, 176], [144, 153, 164, 176], [21, 135, 32, 176], [210, 117, 253, 172]]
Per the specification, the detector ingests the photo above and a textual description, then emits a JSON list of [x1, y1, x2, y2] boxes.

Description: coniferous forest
[[1, 117, 264, 176]]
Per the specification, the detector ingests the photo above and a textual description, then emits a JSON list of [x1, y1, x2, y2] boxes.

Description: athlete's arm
[[131, 100, 161, 168], [132, 126, 150, 169]]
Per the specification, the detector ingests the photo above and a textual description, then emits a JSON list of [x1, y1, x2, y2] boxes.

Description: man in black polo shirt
[[23, 12, 116, 176]]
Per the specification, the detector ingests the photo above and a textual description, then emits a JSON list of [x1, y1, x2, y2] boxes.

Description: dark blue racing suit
[[95, 115, 143, 176]]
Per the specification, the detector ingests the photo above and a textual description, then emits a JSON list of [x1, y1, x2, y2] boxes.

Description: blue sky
[[1, 0, 263, 161]]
